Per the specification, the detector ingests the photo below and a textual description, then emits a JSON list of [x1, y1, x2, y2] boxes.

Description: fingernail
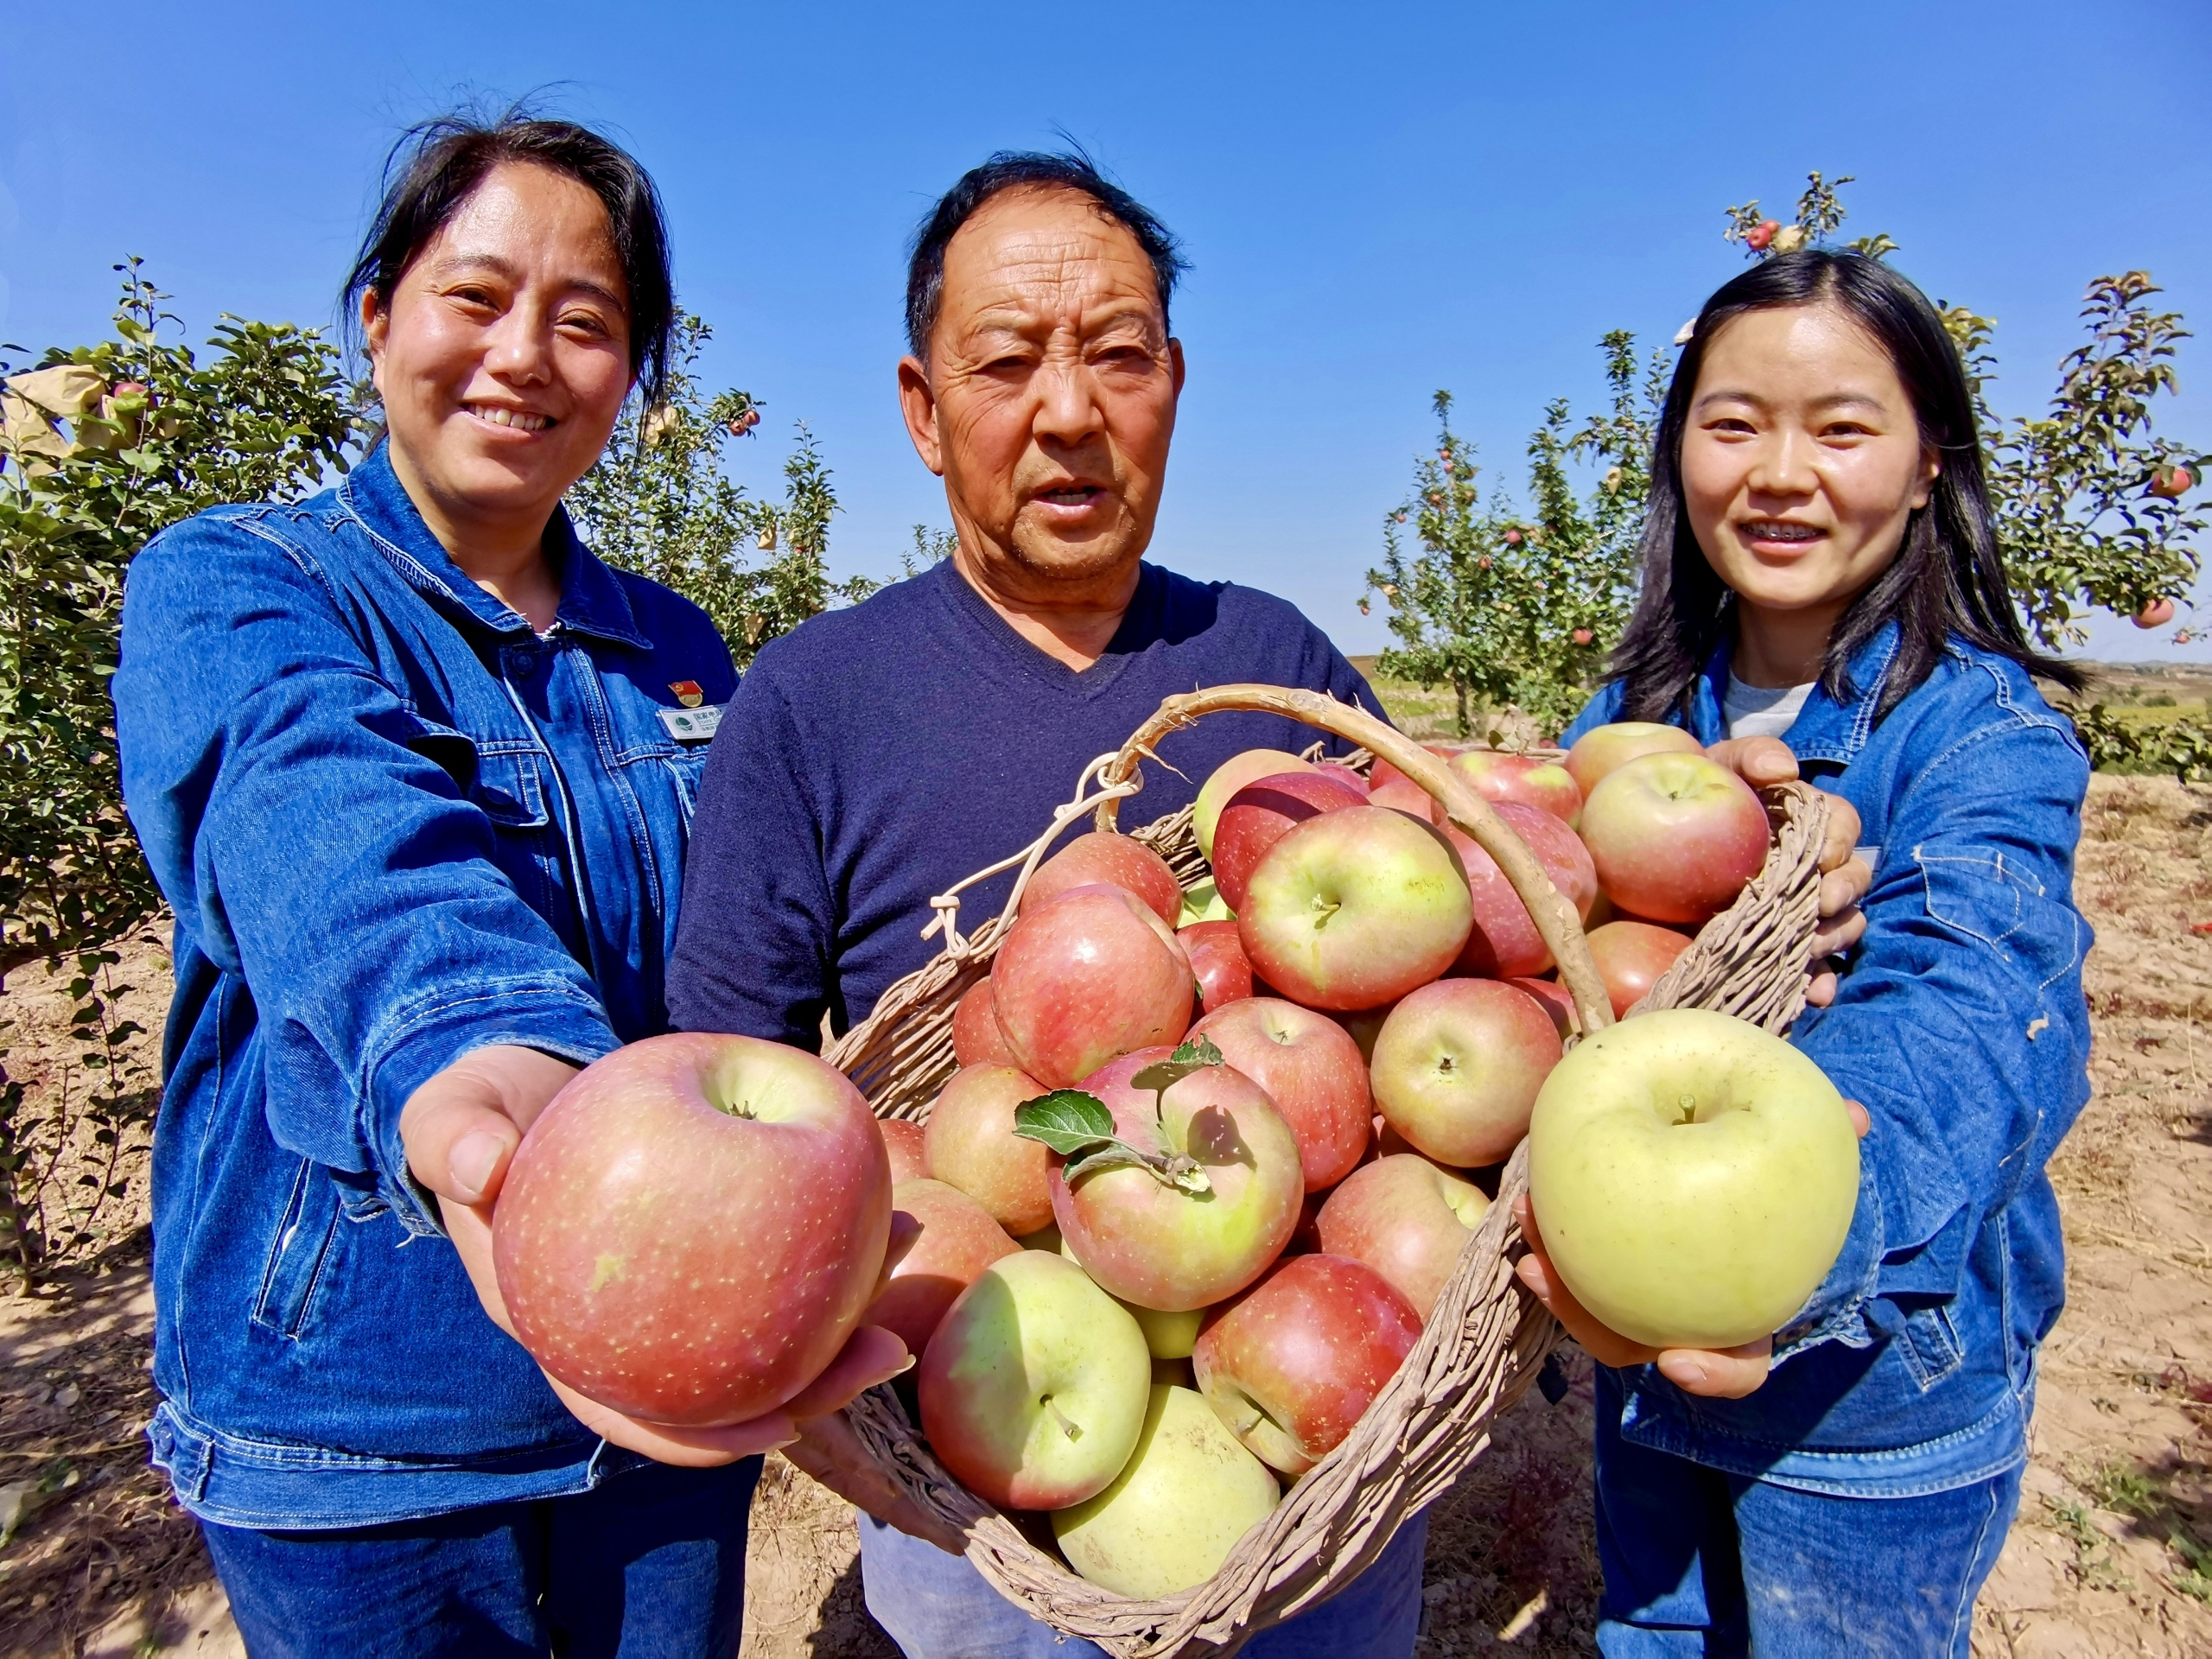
[[451, 1131, 506, 1199]]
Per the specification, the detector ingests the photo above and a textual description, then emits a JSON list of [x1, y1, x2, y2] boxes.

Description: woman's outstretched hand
[[1513, 1101, 1871, 1400], [1703, 734, 1870, 1007], [400, 1043, 917, 1468]]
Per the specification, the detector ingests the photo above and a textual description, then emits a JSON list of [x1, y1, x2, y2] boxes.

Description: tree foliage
[[566, 317, 874, 669], [1366, 173, 2207, 737]]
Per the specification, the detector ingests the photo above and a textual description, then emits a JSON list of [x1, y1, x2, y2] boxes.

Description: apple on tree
[[492, 1033, 893, 1427], [1192, 1253, 1421, 1476], [918, 1250, 1151, 1511], [1526, 1007, 1859, 1350], [1024, 1038, 1304, 1312], [1051, 1384, 1281, 1598]]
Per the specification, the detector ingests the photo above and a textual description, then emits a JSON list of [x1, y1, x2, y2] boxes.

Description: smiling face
[[1679, 302, 1940, 659], [898, 186, 1185, 600], [362, 162, 635, 556]]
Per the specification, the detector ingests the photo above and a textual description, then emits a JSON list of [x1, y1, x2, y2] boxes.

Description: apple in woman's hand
[[491, 1033, 893, 1427], [1526, 1008, 1859, 1351]]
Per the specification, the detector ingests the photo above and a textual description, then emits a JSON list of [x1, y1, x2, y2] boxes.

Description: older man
[[669, 151, 1865, 1658]]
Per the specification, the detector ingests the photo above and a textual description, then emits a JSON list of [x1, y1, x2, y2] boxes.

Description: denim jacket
[[1560, 624, 2092, 1497], [113, 444, 734, 1528]]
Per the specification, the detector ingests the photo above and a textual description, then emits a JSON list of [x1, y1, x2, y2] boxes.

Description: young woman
[[1525, 251, 2093, 1655], [114, 112, 908, 1656]]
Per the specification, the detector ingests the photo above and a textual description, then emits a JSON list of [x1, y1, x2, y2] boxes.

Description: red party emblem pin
[[670, 680, 705, 709]]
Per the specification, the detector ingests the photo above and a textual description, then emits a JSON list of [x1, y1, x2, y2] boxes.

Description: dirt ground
[[2, 772, 2208, 1658]]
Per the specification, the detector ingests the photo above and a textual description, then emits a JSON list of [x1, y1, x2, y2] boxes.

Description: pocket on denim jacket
[[252, 1159, 342, 1340], [1917, 852, 2082, 991]]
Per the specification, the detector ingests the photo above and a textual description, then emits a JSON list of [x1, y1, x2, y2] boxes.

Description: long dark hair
[[342, 105, 677, 407], [1608, 251, 2082, 722]]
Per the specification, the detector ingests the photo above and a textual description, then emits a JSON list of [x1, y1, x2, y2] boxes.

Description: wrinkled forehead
[[934, 186, 1164, 340]]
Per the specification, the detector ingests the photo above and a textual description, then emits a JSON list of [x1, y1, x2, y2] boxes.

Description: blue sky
[[6, 2, 2209, 664]]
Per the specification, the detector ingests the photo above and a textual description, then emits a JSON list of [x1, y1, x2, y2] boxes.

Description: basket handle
[[1095, 684, 1615, 1038]]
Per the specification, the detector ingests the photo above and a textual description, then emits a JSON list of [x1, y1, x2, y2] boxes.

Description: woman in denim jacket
[[1522, 251, 2094, 1655], [113, 113, 905, 1656]]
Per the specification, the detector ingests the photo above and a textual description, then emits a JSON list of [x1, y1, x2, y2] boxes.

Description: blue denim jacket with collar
[[113, 443, 735, 1529], [1561, 624, 2092, 1496]]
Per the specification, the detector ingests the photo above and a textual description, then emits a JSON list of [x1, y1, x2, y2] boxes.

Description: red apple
[[1021, 830, 1184, 928], [1370, 978, 1564, 1168], [924, 1062, 1058, 1236], [1237, 808, 1473, 1012], [1585, 919, 1696, 1017], [1563, 721, 1701, 798], [1314, 760, 1370, 797], [2134, 598, 2177, 629], [1441, 750, 1583, 828], [1436, 804, 1599, 979], [1192, 1254, 1421, 1475], [1507, 976, 1577, 1038], [1211, 772, 1368, 911], [1179, 919, 1255, 1013], [1316, 1153, 1491, 1321], [867, 1178, 1020, 1357], [952, 978, 1015, 1068], [1745, 219, 1780, 251], [881, 1117, 931, 1184], [1052, 1048, 1304, 1312], [992, 885, 1195, 1088], [1192, 998, 1371, 1192], [1366, 776, 1435, 818], [1580, 753, 1770, 925], [1366, 745, 1459, 795], [493, 1033, 893, 1426], [1195, 749, 1314, 860]]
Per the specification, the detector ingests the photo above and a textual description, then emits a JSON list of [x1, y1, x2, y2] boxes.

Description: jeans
[[859, 1504, 1427, 1658], [199, 1456, 762, 1658], [1592, 1410, 2020, 1656]]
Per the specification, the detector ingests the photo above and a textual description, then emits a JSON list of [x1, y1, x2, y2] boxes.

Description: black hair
[[904, 147, 1188, 359], [1607, 249, 2083, 723], [342, 105, 676, 406]]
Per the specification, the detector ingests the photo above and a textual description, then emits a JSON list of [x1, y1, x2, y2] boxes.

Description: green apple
[[1052, 1385, 1281, 1597], [1526, 1008, 1859, 1350], [1177, 877, 1233, 928], [917, 1251, 1151, 1510]]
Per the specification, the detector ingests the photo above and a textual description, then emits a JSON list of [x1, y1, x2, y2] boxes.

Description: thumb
[[403, 1088, 521, 1207]]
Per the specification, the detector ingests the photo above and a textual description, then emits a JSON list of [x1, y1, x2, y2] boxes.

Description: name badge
[[658, 704, 724, 743]]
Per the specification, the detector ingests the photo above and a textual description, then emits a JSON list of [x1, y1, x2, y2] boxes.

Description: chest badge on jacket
[[669, 680, 705, 709]]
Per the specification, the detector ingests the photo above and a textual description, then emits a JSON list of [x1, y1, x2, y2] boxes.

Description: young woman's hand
[[1513, 1101, 1872, 1399], [1703, 734, 1871, 1007], [400, 1044, 918, 1468]]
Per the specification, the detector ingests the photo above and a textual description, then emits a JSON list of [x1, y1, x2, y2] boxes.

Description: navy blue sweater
[[668, 557, 1378, 1047]]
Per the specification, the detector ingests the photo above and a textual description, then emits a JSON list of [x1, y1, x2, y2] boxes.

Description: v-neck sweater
[[668, 557, 1377, 1047]]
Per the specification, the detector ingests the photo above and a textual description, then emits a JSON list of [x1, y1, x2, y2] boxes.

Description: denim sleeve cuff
[[1771, 1149, 1885, 1363], [362, 978, 621, 1236]]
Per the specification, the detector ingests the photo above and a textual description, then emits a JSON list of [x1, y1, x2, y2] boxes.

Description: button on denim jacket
[[113, 444, 735, 1528], [1562, 625, 2092, 1497]]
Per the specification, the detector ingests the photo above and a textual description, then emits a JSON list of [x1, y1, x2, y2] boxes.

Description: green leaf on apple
[[1128, 1033, 1225, 1096], [1013, 1090, 1118, 1154], [1061, 1141, 1158, 1182]]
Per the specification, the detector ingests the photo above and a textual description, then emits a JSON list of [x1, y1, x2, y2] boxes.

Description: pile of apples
[[871, 721, 1785, 1598]]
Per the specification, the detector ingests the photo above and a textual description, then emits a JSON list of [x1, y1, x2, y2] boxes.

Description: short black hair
[[1607, 249, 2083, 724], [343, 105, 676, 406], [904, 148, 1188, 359]]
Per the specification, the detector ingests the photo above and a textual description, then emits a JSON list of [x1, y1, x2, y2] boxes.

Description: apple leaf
[[1013, 1090, 1118, 1154], [1128, 1033, 1225, 1096]]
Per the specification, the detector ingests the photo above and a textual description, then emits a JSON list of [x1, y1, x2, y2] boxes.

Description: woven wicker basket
[[824, 685, 1829, 1658]]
